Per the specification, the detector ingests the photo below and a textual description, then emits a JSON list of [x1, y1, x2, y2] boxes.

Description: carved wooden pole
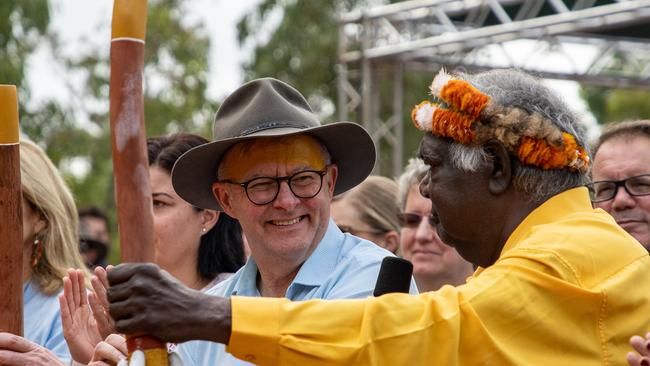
[[110, 1, 167, 364], [0, 85, 23, 336]]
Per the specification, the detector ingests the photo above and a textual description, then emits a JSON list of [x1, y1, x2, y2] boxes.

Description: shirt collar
[[291, 219, 344, 287], [230, 219, 345, 295], [474, 187, 592, 277], [23, 280, 37, 303], [230, 257, 262, 297]]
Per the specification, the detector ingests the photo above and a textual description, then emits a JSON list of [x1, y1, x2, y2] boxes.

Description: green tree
[[10, 0, 215, 263], [237, 0, 368, 117], [581, 86, 650, 125], [0, 0, 50, 96], [69, 0, 215, 262], [238, 0, 429, 173], [1, 0, 93, 191]]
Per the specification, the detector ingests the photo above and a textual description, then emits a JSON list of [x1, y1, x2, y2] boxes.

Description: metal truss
[[337, 0, 650, 176]]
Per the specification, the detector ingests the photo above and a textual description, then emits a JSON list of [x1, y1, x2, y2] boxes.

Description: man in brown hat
[[107, 70, 650, 365], [110, 78, 415, 365]]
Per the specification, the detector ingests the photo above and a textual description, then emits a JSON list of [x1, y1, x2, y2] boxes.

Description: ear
[[211, 182, 237, 218], [381, 230, 400, 254], [33, 216, 47, 239], [200, 210, 220, 233], [326, 164, 339, 197], [483, 140, 512, 195]]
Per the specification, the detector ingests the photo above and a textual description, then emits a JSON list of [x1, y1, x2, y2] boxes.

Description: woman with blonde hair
[[0, 138, 89, 365], [330, 175, 401, 254], [60, 133, 246, 365]]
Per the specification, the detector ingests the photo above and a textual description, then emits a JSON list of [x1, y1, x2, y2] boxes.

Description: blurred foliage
[[237, 0, 429, 173], [10, 0, 214, 263], [237, 0, 364, 116], [0, 0, 49, 94], [581, 86, 650, 125]]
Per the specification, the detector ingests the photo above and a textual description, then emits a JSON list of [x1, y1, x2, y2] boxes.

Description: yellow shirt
[[228, 188, 650, 365]]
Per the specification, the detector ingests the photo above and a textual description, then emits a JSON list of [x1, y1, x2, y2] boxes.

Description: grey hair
[[445, 69, 589, 204], [396, 157, 429, 210]]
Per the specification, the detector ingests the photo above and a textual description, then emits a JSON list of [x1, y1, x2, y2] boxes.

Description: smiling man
[[589, 120, 650, 252], [109, 78, 414, 366], [107, 70, 650, 365]]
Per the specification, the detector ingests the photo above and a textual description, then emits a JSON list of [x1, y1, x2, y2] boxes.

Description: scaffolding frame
[[337, 0, 650, 175]]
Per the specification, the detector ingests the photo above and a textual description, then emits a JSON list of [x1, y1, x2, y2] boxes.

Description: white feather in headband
[[411, 101, 436, 132]]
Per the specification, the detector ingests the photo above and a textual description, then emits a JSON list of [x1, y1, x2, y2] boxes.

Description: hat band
[[240, 121, 313, 136], [411, 69, 590, 173]]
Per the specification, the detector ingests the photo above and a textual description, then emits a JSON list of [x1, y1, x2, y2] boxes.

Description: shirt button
[[244, 354, 257, 362]]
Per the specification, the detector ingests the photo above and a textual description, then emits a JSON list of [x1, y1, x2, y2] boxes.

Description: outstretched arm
[[107, 263, 232, 344]]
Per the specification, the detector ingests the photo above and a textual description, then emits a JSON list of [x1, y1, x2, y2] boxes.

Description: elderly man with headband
[[106, 70, 650, 365], [107, 78, 415, 366]]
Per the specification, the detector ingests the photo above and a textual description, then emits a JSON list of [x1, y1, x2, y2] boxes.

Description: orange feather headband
[[411, 70, 590, 173]]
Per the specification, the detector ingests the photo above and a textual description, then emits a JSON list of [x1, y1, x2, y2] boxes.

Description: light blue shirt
[[23, 281, 71, 363], [178, 219, 418, 366]]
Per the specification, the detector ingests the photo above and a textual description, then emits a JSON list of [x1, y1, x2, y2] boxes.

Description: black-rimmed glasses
[[586, 174, 650, 203], [220, 169, 328, 205], [397, 212, 436, 229]]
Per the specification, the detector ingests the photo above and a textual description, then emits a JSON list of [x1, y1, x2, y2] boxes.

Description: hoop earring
[[31, 238, 43, 268]]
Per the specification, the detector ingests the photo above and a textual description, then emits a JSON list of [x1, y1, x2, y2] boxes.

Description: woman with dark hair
[[61, 133, 245, 364], [147, 133, 245, 289]]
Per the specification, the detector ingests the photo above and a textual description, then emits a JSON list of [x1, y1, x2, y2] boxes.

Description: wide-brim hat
[[171, 78, 376, 211]]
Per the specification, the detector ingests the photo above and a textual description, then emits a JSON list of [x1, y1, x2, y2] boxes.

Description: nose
[[272, 180, 300, 210], [611, 185, 636, 211], [414, 214, 434, 243]]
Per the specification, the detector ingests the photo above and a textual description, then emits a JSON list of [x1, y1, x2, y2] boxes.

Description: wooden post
[[0, 85, 23, 336], [110, 0, 154, 263], [110, 1, 167, 364]]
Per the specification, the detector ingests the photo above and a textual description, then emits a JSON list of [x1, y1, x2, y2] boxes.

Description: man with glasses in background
[[396, 158, 473, 292], [162, 78, 415, 365], [588, 120, 650, 252]]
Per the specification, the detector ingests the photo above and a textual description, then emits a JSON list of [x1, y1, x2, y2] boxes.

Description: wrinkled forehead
[[418, 134, 447, 161], [592, 135, 650, 179], [219, 134, 328, 180]]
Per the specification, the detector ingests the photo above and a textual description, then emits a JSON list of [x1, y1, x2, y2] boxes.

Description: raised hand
[[59, 268, 103, 364], [627, 332, 650, 366], [91, 266, 117, 339], [0, 332, 66, 366]]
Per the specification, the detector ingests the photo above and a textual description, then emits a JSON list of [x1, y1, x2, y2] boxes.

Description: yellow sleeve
[[228, 291, 471, 366], [226, 252, 614, 366], [228, 253, 560, 366]]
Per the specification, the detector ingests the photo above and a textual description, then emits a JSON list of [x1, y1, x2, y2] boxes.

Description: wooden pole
[[110, 0, 154, 263], [0, 85, 23, 336], [110, 1, 167, 364]]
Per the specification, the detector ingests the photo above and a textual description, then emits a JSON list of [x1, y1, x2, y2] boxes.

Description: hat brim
[[171, 122, 376, 210]]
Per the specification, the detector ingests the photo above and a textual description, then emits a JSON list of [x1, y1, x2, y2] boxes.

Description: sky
[[26, 0, 599, 140], [28, 0, 261, 107]]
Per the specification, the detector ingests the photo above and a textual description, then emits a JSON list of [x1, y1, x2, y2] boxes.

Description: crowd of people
[[1, 68, 650, 366]]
